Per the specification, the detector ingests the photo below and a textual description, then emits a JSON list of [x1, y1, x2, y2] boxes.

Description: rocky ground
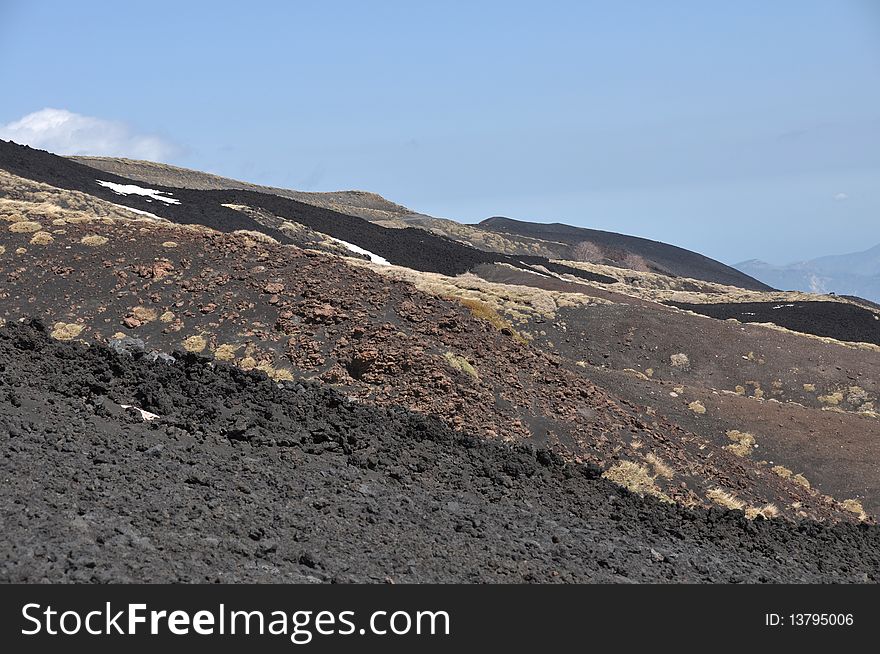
[[2, 320, 878, 583], [3, 140, 880, 584], [0, 207, 855, 521]]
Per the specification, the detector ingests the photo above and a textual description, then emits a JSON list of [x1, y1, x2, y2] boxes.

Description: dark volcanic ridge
[[2, 320, 878, 583], [668, 300, 880, 346], [480, 216, 773, 291], [0, 140, 614, 283]]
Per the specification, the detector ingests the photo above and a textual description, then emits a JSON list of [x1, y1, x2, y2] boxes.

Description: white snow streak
[[109, 202, 163, 220], [328, 237, 390, 265], [97, 180, 180, 205], [120, 405, 161, 421]]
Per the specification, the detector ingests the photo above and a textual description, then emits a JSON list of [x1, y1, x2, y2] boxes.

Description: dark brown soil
[[530, 301, 880, 515]]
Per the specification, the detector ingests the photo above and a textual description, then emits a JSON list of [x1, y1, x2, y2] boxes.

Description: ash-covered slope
[[481, 216, 773, 291], [0, 189, 853, 521], [2, 320, 878, 583], [70, 155, 417, 223], [70, 152, 773, 293], [1, 140, 612, 282], [668, 300, 880, 346]]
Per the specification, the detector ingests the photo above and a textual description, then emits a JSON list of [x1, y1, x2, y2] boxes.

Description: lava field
[[2, 320, 878, 583]]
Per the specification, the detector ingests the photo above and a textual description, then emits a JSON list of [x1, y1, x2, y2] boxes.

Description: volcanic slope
[[0, 177, 856, 522], [5, 144, 879, 520], [1, 140, 612, 282], [71, 155, 419, 224], [668, 300, 880, 346], [72, 154, 766, 290], [2, 320, 879, 583], [480, 216, 773, 290]]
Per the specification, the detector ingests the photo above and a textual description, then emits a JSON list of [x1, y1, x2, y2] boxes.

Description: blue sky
[[1, 0, 878, 264]]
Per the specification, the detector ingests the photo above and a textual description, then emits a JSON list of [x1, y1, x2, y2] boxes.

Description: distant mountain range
[[736, 243, 880, 303]]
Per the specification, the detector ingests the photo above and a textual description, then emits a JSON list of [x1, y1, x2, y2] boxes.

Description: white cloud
[[833, 192, 848, 201], [0, 108, 177, 161]]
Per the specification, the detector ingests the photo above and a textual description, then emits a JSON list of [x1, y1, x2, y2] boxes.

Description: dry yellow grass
[[29, 231, 54, 245], [181, 335, 207, 353], [803, 383, 816, 392], [745, 503, 779, 520], [0, 170, 170, 227], [724, 430, 756, 457], [622, 368, 650, 381], [232, 228, 280, 245], [256, 360, 295, 381], [213, 343, 240, 361], [792, 473, 811, 489], [645, 452, 674, 479], [80, 235, 109, 247], [771, 465, 792, 479], [459, 298, 516, 333], [443, 352, 478, 379], [50, 322, 84, 341], [670, 353, 690, 368], [159, 311, 175, 323], [771, 465, 811, 489], [707, 488, 746, 511], [602, 460, 673, 503], [0, 245, 5, 256], [818, 391, 844, 406], [130, 306, 158, 322], [161, 241, 178, 248], [839, 499, 868, 521], [351, 260, 599, 326], [8, 220, 42, 233], [688, 400, 706, 415]]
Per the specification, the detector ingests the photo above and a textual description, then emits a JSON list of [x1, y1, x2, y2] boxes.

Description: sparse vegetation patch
[[182, 335, 208, 353], [80, 235, 109, 247], [444, 352, 478, 379], [688, 400, 706, 414], [724, 430, 756, 457], [9, 220, 42, 233], [50, 322, 84, 341], [602, 460, 672, 503]]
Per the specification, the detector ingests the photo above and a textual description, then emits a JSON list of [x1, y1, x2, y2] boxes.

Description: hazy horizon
[[1, 0, 878, 266]]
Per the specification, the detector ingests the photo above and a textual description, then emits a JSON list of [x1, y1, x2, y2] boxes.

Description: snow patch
[[97, 180, 180, 205], [515, 263, 553, 278], [328, 237, 390, 265], [120, 404, 161, 421], [109, 202, 163, 220], [772, 304, 795, 310]]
